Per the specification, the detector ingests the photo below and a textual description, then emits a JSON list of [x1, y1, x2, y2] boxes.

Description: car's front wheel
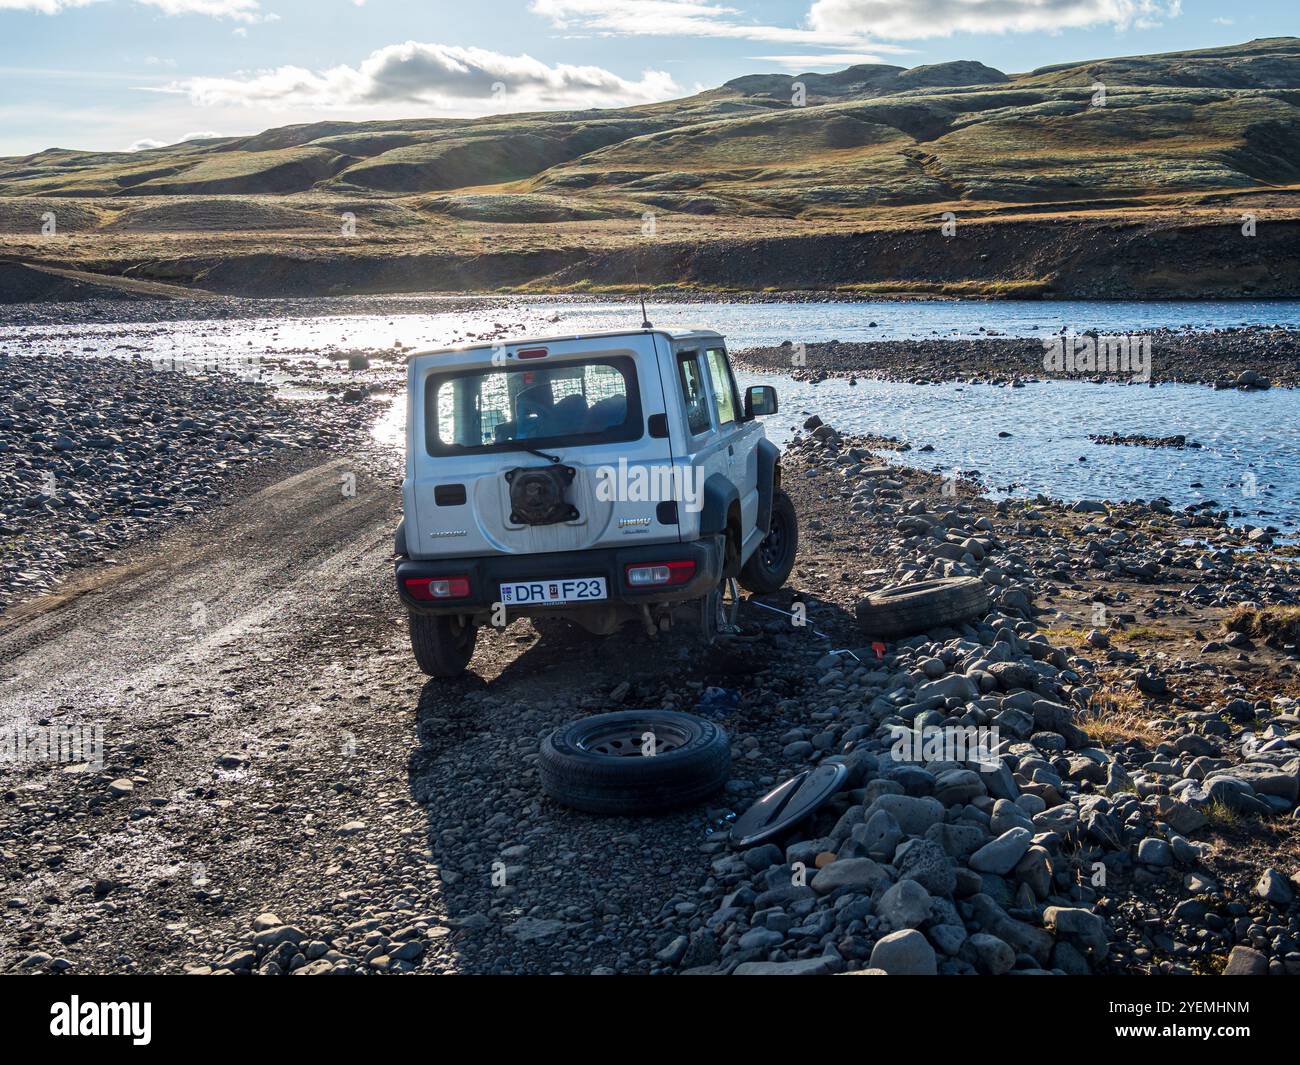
[[408, 611, 478, 677], [739, 488, 798, 594]]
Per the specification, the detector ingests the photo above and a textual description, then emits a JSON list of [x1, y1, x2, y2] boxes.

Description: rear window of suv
[[425, 355, 642, 455]]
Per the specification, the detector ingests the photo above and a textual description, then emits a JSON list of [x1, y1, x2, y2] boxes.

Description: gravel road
[[0, 441, 800, 974], [3, 419, 1297, 976]]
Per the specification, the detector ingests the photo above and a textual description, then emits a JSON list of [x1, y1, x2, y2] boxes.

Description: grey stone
[[929, 923, 968, 956], [934, 768, 986, 806], [1153, 795, 1208, 835], [868, 929, 937, 975], [967, 933, 1016, 975], [1043, 906, 1109, 958], [990, 798, 1035, 835], [811, 858, 893, 896], [915, 674, 978, 703], [1253, 868, 1295, 905], [925, 821, 988, 860], [968, 828, 1032, 875], [738, 927, 784, 952], [868, 793, 945, 836], [734, 957, 839, 975], [1136, 837, 1173, 867], [877, 879, 933, 930], [859, 809, 903, 861], [895, 838, 957, 897], [1223, 946, 1268, 976]]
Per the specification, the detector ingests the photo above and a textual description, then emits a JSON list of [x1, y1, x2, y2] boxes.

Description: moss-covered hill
[[3, 37, 1299, 299]]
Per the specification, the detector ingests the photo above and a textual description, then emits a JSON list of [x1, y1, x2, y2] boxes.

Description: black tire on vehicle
[[408, 611, 478, 677], [696, 581, 725, 644], [854, 576, 990, 638], [739, 488, 799, 595], [538, 710, 731, 815]]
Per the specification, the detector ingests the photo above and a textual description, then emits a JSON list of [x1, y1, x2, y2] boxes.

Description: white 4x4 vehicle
[[394, 327, 798, 677]]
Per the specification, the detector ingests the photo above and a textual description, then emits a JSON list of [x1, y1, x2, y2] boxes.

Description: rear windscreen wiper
[[498, 442, 562, 463]]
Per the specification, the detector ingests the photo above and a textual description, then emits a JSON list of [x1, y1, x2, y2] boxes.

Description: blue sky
[[0, 0, 1291, 156]]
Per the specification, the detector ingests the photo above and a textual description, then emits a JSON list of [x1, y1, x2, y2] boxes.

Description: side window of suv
[[677, 352, 712, 436], [704, 347, 740, 427]]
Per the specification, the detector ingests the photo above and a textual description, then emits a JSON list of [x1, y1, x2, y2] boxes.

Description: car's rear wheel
[[408, 611, 478, 677], [740, 488, 798, 595], [696, 581, 726, 644]]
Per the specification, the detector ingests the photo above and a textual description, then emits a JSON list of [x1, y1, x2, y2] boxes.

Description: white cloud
[[529, 0, 898, 48], [137, 0, 261, 17], [532, 0, 1180, 45], [807, 0, 1181, 40], [1, 0, 263, 18], [0, 0, 100, 11], [750, 52, 897, 68], [127, 128, 221, 150], [162, 41, 679, 111]]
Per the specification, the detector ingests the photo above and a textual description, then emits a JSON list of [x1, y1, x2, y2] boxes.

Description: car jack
[[720, 577, 742, 635]]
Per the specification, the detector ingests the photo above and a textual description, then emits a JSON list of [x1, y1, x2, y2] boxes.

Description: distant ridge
[[2, 38, 1299, 300]]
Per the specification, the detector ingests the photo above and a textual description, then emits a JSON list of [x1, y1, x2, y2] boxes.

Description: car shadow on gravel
[[402, 595, 864, 974]]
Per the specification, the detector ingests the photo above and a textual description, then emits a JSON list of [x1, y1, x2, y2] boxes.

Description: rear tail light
[[625, 561, 696, 587], [516, 347, 548, 360], [404, 576, 470, 600]]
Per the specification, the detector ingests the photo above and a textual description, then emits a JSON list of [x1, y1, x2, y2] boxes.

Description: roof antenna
[[634, 262, 653, 329]]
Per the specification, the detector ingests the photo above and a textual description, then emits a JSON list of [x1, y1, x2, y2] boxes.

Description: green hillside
[[2, 37, 1299, 298]]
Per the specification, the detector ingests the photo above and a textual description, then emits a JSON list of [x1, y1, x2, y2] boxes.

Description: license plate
[[499, 577, 607, 605]]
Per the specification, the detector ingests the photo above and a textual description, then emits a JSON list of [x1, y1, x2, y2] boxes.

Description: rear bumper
[[396, 539, 723, 614]]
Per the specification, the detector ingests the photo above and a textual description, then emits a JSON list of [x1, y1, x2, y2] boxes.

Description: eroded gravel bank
[[734, 328, 1300, 388], [0, 353, 374, 612]]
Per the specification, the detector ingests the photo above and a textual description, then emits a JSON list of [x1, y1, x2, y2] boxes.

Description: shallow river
[[6, 297, 1298, 531]]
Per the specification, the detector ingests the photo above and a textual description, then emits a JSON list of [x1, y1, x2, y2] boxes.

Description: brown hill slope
[[2, 38, 1298, 299]]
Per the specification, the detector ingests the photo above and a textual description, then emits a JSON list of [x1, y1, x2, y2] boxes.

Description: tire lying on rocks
[[854, 576, 990, 638], [539, 710, 730, 815]]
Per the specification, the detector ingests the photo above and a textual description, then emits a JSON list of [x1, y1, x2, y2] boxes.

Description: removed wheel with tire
[[408, 611, 478, 677], [854, 576, 990, 638], [740, 488, 799, 595], [539, 710, 730, 815]]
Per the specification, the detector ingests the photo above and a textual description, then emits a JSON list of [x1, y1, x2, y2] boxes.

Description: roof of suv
[[414, 327, 724, 357]]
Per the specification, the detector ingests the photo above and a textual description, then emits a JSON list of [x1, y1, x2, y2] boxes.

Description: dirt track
[[0, 452, 421, 969], [0, 444, 839, 974]]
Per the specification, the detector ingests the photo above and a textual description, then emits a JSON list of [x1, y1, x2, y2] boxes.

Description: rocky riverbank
[[733, 327, 1300, 388], [0, 354, 375, 613], [635, 418, 1300, 975], [3, 412, 1296, 977]]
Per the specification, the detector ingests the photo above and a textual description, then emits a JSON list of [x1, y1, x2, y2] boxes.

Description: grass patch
[[1202, 799, 1246, 833], [1224, 605, 1300, 644], [832, 278, 1052, 298], [1078, 686, 1162, 746]]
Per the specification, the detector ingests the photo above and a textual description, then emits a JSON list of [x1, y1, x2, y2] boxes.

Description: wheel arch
[[755, 438, 780, 536]]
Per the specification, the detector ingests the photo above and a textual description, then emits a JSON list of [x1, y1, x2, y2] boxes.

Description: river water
[[6, 297, 1298, 530]]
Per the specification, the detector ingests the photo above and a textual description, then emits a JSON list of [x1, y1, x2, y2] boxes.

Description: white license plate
[[499, 577, 607, 605]]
